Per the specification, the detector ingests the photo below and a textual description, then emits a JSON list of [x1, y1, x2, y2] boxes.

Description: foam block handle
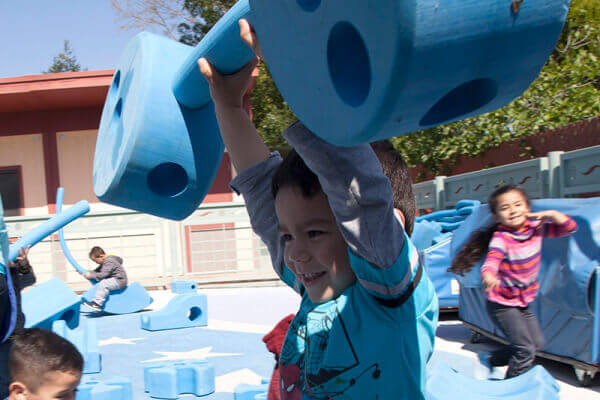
[[9, 200, 90, 262], [173, 0, 254, 108]]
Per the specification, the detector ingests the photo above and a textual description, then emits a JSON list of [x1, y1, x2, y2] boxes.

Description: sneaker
[[477, 352, 495, 374], [82, 300, 103, 312]]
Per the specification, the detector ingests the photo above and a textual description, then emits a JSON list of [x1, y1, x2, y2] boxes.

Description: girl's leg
[[486, 301, 537, 378]]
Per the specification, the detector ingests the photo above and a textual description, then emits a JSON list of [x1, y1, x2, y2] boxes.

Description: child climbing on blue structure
[[449, 185, 577, 379], [198, 19, 438, 399], [81, 246, 127, 311], [6, 327, 82, 400], [0, 246, 35, 399]]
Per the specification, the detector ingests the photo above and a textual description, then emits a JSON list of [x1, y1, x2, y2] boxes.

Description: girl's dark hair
[[271, 149, 322, 199], [448, 184, 530, 276]]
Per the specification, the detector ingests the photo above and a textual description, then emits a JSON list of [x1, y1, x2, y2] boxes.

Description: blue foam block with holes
[[81, 282, 153, 314], [170, 280, 197, 294], [143, 360, 215, 399], [234, 383, 269, 400], [76, 376, 132, 400], [426, 362, 560, 399], [53, 319, 101, 374], [140, 293, 207, 331], [22, 277, 80, 330]]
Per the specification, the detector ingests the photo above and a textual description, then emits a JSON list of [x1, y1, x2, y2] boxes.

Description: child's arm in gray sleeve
[[230, 152, 300, 292]]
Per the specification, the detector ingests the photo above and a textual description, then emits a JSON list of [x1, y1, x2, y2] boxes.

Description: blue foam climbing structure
[[420, 237, 459, 309], [170, 280, 198, 294], [81, 282, 153, 315], [143, 360, 215, 399], [22, 277, 80, 330], [53, 319, 101, 374], [140, 293, 207, 331], [76, 376, 132, 400], [426, 362, 560, 400]]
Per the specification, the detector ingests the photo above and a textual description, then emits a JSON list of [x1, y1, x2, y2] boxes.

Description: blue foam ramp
[[76, 376, 132, 400], [82, 282, 153, 314], [22, 277, 80, 330], [426, 362, 559, 400], [140, 293, 207, 331], [53, 319, 101, 374], [143, 360, 214, 399], [170, 280, 198, 294], [421, 237, 459, 309], [234, 383, 269, 400]]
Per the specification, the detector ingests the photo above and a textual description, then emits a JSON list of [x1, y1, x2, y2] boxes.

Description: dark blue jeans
[[486, 301, 545, 378]]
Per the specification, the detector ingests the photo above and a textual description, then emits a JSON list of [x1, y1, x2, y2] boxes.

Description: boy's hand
[[198, 56, 259, 109], [527, 210, 568, 225], [83, 272, 91, 279], [239, 18, 264, 60], [15, 246, 30, 263], [481, 271, 500, 292]]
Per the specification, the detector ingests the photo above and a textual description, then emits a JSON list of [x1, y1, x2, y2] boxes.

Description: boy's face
[[90, 254, 105, 265], [275, 186, 356, 304], [10, 370, 81, 400]]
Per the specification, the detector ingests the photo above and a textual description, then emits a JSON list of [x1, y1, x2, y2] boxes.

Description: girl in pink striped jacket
[[450, 185, 577, 378]]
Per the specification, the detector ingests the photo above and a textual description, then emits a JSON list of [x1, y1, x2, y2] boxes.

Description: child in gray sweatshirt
[[81, 246, 128, 311]]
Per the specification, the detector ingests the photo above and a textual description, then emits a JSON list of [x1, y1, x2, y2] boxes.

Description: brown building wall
[[411, 116, 600, 181]]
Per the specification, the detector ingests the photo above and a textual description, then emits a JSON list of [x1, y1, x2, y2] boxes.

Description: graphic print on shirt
[[279, 299, 381, 398]]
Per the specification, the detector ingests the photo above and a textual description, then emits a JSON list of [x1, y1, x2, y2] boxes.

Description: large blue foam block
[[22, 277, 80, 330], [144, 360, 215, 399], [95, 0, 569, 221], [426, 362, 560, 400], [421, 237, 459, 309], [170, 280, 198, 294], [140, 293, 207, 331], [76, 377, 132, 400], [53, 319, 101, 374], [81, 282, 153, 315]]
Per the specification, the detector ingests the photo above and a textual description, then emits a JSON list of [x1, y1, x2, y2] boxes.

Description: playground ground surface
[[85, 286, 600, 399]]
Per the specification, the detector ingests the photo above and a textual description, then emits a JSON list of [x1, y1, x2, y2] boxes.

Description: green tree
[[44, 40, 83, 73]]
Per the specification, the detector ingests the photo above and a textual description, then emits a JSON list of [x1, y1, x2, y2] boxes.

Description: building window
[[0, 168, 22, 217]]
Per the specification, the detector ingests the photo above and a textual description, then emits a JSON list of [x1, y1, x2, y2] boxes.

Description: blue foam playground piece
[[144, 360, 215, 399], [170, 280, 198, 294], [76, 376, 133, 400], [22, 277, 80, 330], [253, 393, 267, 400], [140, 293, 207, 331], [53, 319, 101, 374], [234, 383, 269, 400], [81, 282, 153, 315], [426, 362, 560, 400], [94, 0, 570, 221]]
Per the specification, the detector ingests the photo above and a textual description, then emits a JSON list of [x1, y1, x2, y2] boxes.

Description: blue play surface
[[82, 287, 299, 399]]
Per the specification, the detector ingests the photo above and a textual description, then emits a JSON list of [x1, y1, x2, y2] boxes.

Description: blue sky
[[0, 1, 149, 78]]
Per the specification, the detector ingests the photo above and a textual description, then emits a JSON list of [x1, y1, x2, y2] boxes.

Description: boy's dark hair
[[448, 185, 530, 276], [9, 328, 83, 392], [271, 148, 322, 199], [370, 140, 416, 235], [89, 246, 105, 259]]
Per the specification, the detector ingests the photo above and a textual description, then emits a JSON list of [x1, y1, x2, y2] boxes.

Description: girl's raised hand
[[198, 56, 259, 109], [527, 210, 568, 224]]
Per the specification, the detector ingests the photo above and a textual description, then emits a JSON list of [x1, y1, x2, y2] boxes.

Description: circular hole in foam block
[[420, 78, 498, 127], [147, 162, 189, 197], [188, 306, 202, 321], [327, 21, 371, 108], [296, 0, 321, 12], [109, 70, 121, 98], [110, 99, 124, 169]]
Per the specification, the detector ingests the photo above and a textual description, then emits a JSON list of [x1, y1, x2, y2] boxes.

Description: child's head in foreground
[[88, 246, 106, 265], [8, 328, 83, 400]]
